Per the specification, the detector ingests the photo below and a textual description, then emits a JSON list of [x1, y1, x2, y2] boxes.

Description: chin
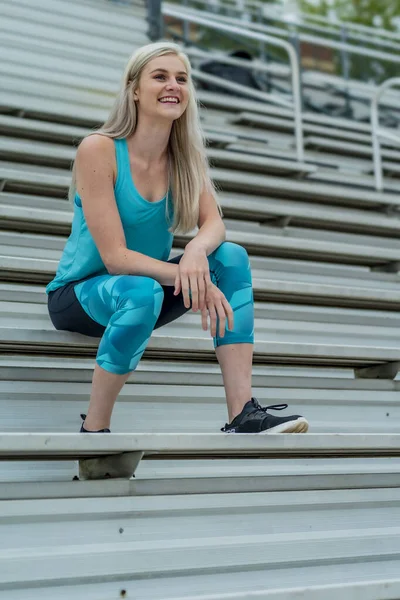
[[158, 108, 185, 120]]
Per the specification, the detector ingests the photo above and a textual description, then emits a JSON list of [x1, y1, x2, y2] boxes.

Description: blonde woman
[[46, 41, 309, 435]]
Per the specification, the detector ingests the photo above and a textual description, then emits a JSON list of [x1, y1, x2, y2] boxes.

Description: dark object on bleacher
[[198, 49, 264, 97]]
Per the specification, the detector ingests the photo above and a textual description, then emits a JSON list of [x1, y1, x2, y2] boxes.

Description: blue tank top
[[46, 137, 174, 293]]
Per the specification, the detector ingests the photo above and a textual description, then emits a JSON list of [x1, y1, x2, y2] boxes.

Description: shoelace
[[252, 401, 289, 413]]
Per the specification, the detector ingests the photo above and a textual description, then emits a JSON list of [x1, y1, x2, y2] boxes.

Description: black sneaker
[[79, 413, 111, 433], [221, 398, 309, 434]]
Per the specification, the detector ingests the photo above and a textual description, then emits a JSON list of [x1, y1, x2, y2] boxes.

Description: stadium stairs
[[1, 0, 400, 597]]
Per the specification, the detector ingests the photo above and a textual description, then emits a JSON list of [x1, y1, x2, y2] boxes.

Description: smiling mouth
[[158, 97, 180, 104]]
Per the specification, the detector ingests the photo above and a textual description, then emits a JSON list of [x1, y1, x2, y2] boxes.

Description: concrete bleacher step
[[4, 432, 400, 460], [1, 75, 119, 111], [307, 168, 400, 193], [4, 157, 393, 212], [3, 231, 400, 308], [197, 91, 377, 134], [225, 141, 373, 176], [0, 90, 108, 126], [4, 216, 400, 278], [1, 0, 146, 38], [1, 74, 396, 178], [0, 0, 148, 55], [0, 44, 122, 93], [3, 185, 400, 242], [0, 135, 315, 178], [174, 581, 400, 600], [203, 148, 316, 177], [1, 360, 400, 435], [212, 168, 400, 210], [134, 580, 400, 600], [1, 489, 400, 598], [2, 82, 399, 194], [3, 267, 400, 314], [1, 356, 399, 493], [2, 353, 399, 493], [1, 60, 119, 99], [220, 191, 400, 237], [3, 454, 400, 498], [305, 135, 400, 161], [2, 295, 400, 368], [0, 114, 89, 143], [4, 0, 147, 22], [3, 271, 400, 315], [230, 111, 400, 149], [0, 29, 124, 71], [0, 19, 147, 61]]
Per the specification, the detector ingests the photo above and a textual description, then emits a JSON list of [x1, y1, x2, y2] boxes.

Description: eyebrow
[[150, 68, 188, 76]]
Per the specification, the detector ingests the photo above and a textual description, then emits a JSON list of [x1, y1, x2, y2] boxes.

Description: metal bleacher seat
[[3, 286, 400, 367], [1, 481, 400, 599], [2, 155, 400, 212], [3, 207, 400, 276], [230, 110, 400, 147], [304, 135, 400, 161]]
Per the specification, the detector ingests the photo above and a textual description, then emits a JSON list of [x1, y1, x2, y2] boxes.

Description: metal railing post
[[182, 0, 191, 43], [147, 0, 163, 41], [371, 77, 400, 192], [289, 24, 303, 112], [340, 25, 352, 118]]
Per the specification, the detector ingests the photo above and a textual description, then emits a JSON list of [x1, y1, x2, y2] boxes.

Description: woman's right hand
[[199, 282, 234, 339]]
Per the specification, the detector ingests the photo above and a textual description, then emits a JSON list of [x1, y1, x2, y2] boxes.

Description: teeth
[[159, 97, 179, 103]]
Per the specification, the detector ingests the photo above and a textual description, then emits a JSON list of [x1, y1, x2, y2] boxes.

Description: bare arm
[[75, 134, 178, 286]]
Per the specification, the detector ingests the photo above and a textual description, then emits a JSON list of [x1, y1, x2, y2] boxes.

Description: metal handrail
[[162, 3, 304, 162], [177, 0, 400, 49], [184, 7, 400, 68], [371, 77, 400, 192]]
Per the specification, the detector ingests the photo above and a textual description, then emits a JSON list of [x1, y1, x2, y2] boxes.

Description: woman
[[46, 41, 309, 435]]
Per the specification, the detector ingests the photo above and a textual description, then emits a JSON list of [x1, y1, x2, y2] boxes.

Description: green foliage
[[297, 0, 400, 83], [298, 0, 400, 30]]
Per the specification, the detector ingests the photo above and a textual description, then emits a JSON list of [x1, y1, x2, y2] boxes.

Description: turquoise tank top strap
[[114, 138, 129, 189]]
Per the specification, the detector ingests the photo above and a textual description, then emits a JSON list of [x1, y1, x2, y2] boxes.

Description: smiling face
[[133, 54, 190, 121]]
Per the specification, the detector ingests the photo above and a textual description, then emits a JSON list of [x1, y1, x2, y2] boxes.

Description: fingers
[[180, 272, 190, 309], [204, 298, 234, 338], [222, 297, 234, 332], [197, 275, 206, 311], [216, 302, 227, 338], [201, 306, 208, 331], [174, 273, 181, 296], [207, 304, 218, 337], [189, 274, 198, 311], [189, 273, 207, 312]]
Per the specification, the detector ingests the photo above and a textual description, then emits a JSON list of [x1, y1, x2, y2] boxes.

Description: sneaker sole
[[261, 417, 309, 434]]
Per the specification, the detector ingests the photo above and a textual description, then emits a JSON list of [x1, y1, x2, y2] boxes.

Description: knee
[[115, 276, 164, 317], [214, 241, 250, 268]]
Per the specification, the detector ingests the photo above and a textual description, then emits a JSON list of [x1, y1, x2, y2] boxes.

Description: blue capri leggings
[[49, 242, 254, 375]]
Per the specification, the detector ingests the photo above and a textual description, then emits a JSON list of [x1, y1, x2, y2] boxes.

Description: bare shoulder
[[76, 133, 115, 162], [75, 134, 116, 184]]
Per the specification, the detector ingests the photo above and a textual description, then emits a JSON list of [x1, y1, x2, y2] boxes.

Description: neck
[[127, 115, 173, 166]]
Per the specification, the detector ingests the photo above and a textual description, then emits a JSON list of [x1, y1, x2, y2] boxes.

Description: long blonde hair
[[69, 41, 222, 234]]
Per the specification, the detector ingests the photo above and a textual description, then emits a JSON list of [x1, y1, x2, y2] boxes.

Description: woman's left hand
[[173, 244, 213, 312]]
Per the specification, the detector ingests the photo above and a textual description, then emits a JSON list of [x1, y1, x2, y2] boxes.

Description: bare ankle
[[83, 415, 110, 431]]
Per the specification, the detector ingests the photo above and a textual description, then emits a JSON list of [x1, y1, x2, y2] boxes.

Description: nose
[[166, 77, 180, 91]]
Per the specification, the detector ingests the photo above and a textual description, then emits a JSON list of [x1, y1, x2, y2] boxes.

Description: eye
[[177, 77, 187, 84], [154, 74, 166, 80]]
